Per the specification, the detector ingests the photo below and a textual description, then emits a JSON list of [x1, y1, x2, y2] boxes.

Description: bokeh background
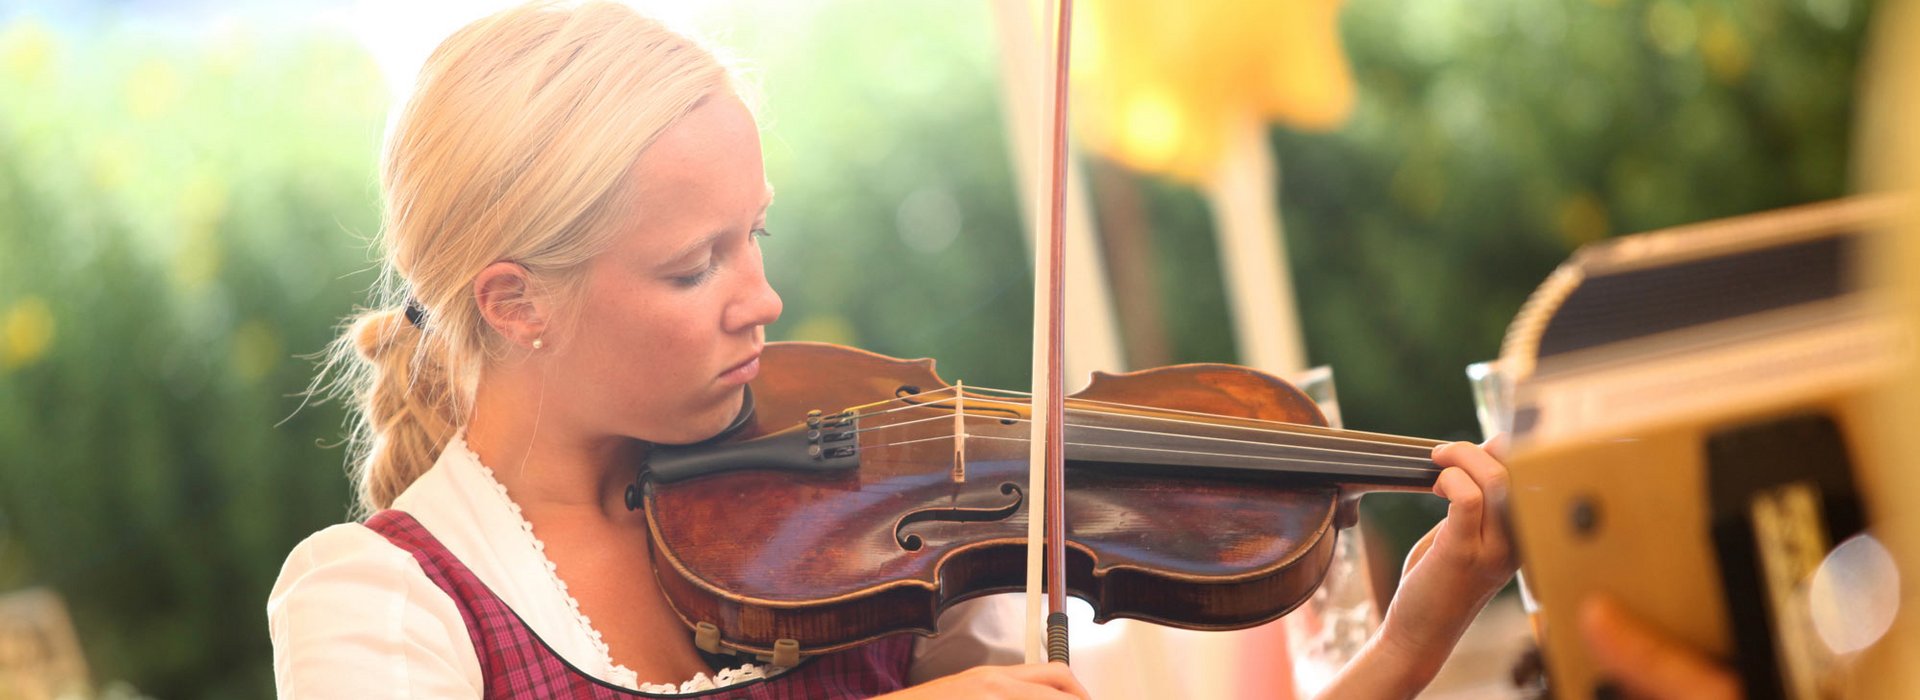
[[0, 0, 1882, 696]]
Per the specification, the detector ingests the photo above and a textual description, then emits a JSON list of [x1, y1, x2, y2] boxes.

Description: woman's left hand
[[1381, 441, 1520, 672], [1315, 440, 1520, 699]]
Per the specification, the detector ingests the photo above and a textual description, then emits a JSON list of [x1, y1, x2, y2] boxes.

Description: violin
[[627, 341, 1445, 663]]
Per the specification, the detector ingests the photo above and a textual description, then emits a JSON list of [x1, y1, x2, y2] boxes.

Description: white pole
[[1205, 114, 1307, 375]]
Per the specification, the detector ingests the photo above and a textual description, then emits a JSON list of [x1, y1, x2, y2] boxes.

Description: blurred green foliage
[[0, 0, 1879, 696], [1286, 0, 1873, 442], [744, 1, 1037, 384], [0, 20, 385, 697]]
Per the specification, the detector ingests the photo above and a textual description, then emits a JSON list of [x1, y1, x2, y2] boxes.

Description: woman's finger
[[1434, 442, 1509, 503], [1435, 441, 1512, 547], [995, 662, 1091, 699], [1433, 466, 1484, 547]]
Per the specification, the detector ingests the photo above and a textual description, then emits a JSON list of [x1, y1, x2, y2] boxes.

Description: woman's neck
[[466, 377, 645, 521]]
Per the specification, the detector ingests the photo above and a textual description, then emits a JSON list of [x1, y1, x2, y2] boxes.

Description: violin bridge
[[953, 381, 967, 483]]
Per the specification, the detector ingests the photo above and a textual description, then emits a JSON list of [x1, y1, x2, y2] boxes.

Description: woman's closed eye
[[671, 261, 718, 288], [670, 227, 769, 288]]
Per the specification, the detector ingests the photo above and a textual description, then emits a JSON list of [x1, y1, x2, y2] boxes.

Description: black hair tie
[[403, 298, 427, 329]]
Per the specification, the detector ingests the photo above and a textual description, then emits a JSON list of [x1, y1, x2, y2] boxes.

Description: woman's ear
[[473, 261, 548, 349]]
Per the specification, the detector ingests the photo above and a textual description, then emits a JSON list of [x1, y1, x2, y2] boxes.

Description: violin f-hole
[[894, 482, 1024, 551]]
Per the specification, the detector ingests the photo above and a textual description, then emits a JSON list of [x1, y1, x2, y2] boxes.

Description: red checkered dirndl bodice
[[364, 510, 915, 699]]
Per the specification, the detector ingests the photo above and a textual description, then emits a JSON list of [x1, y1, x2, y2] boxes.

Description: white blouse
[[268, 434, 1025, 698]]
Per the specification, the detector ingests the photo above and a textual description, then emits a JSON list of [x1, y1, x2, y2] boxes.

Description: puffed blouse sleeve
[[908, 592, 1028, 684], [268, 523, 484, 698]]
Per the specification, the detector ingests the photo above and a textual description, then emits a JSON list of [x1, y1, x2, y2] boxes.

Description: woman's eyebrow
[[657, 230, 727, 271], [655, 193, 776, 271]]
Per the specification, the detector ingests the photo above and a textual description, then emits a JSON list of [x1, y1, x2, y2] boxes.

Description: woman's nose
[[723, 259, 783, 333]]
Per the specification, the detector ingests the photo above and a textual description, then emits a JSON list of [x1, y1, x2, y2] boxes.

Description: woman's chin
[[655, 388, 749, 445], [633, 387, 744, 441]]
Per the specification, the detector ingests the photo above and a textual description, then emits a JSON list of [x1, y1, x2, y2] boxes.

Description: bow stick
[[1024, 0, 1073, 666]]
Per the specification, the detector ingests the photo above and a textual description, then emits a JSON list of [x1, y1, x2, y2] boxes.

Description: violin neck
[[1062, 408, 1444, 490]]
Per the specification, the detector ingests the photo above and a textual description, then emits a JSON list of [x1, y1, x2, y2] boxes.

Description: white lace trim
[[450, 434, 775, 695], [636, 664, 773, 694]]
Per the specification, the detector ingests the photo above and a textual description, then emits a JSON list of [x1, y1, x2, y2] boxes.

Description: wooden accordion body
[[1498, 196, 1916, 700]]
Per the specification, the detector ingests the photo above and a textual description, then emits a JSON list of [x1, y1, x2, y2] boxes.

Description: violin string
[[989, 414, 1436, 466], [833, 391, 1439, 461], [868, 418, 1439, 470], [977, 397, 1438, 456], [839, 383, 1436, 450], [868, 432, 1441, 476], [984, 386, 1440, 448], [829, 400, 1438, 476], [844, 409, 1437, 468], [834, 386, 1436, 454]]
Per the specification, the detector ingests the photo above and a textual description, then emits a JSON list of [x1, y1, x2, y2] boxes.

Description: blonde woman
[[268, 3, 1516, 698]]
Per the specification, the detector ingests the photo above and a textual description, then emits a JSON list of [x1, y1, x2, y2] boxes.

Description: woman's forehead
[[624, 95, 767, 239], [634, 94, 763, 189]]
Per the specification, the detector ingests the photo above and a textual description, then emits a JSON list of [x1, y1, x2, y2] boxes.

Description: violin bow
[[1024, 0, 1073, 666]]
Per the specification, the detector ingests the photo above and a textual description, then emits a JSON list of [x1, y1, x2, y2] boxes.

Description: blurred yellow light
[[0, 20, 55, 85], [171, 171, 230, 290], [1073, 0, 1355, 183], [125, 57, 182, 120], [1249, 0, 1354, 132], [1645, 0, 1699, 57], [787, 314, 859, 346], [1556, 192, 1612, 248], [171, 235, 224, 291], [87, 136, 133, 192], [1120, 88, 1184, 173], [179, 171, 230, 241], [3, 296, 55, 369], [1700, 14, 1752, 85], [231, 320, 281, 382]]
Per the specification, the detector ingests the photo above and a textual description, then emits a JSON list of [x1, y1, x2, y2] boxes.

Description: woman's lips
[[719, 355, 760, 384]]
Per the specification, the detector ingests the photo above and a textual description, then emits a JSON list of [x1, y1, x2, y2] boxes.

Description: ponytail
[[315, 304, 461, 514]]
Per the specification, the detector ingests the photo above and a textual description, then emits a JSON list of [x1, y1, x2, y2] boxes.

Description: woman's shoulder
[[275, 520, 399, 570], [267, 519, 446, 635], [270, 520, 428, 602], [268, 519, 484, 697]]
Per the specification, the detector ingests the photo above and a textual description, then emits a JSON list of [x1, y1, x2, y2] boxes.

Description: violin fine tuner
[[692, 620, 803, 668], [693, 622, 722, 654]]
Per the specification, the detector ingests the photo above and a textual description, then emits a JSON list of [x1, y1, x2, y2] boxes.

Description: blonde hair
[[317, 1, 737, 514]]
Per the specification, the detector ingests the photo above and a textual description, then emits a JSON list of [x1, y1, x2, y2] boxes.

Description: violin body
[[642, 342, 1435, 658]]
